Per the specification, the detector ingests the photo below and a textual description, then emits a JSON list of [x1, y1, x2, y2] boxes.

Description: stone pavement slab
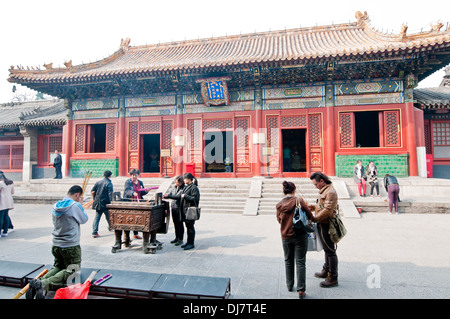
[[1, 204, 450, 299]]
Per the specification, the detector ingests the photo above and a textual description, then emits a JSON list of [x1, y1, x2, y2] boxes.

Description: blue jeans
[[282, 231, 308, 292], [92, 210, 110, 235], [0, 209, 10, 234]]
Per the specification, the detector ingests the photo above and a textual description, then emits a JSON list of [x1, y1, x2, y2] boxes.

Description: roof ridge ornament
[[430, 21, 444, 33], [120, 38, 131, 53], [355, 11, 369, 28], [43, 62, 53, 70], [64, 60, 73, 68], [400, 24, 408, 38]]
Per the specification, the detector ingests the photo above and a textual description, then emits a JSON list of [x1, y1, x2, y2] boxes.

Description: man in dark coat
[[91, 170, 113, 237], [53, 150, 62, 179]]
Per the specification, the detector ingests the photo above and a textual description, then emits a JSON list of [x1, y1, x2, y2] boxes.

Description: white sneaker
[[1, 233, 8, 237]]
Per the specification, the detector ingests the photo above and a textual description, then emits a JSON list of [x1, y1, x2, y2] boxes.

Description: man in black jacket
[[91, 170, 113, 237], [53, 150, 62, 179]]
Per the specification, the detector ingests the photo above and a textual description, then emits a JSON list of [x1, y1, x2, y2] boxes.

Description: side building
[[0, 99, 66, 181]]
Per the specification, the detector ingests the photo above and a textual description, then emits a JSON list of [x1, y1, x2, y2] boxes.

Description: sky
[[1, 0, 449, 103]]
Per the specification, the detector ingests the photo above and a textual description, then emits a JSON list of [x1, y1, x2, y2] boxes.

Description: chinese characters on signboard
[[196, 77, 231, 106]]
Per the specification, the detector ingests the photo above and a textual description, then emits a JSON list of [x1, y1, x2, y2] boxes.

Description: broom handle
[[12, 268, 48, 299]]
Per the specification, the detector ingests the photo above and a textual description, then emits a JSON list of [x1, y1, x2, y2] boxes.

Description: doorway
[[203, 131, 233, 173], [354, 111, 380, 147], [282, 129, 306, 172], [142, 134, 160, 173]]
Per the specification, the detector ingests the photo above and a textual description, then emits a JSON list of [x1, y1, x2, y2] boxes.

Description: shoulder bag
[[328, 208, 347, 243], [185, 207, 201, 221]]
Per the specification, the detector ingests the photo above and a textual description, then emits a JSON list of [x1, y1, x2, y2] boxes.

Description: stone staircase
[[197, 178, 251, 214], [258, 178, 319, 215]]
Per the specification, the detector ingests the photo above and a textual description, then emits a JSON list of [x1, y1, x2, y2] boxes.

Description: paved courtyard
[[1, 203, 450, 299]]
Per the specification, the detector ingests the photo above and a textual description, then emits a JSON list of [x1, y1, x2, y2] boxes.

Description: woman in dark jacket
[[164, 176, 185, 246], [179, 173, 200, 251], [384, 174, 400, 214], [276, 181, 314, 299]]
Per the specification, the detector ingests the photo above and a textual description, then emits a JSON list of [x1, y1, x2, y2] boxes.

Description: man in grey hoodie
[[26, 185, 88, 299]]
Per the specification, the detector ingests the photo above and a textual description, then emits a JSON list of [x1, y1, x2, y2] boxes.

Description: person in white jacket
[[26, 185, 88, 299], [0, 171, 14, 237]]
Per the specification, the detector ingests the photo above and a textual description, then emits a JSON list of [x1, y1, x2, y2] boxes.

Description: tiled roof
[[8, 11, 450, 84], [0, 99, 66, 128], [414, 87, 450, 108]]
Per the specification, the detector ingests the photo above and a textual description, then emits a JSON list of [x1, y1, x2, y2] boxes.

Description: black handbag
[[292, 198, 313, 232], [185, 207, 201, 221]]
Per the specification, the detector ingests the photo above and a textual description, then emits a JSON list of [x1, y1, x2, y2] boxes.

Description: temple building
[[5, 11, 450, 179]]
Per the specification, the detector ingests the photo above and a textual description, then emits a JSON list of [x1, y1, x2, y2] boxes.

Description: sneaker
[[180, 242, 189, 248], [133, 235, 142, 239], [170, 238, 179, 244], [92, 233, 100, 238], [1, 233, 7, 237]]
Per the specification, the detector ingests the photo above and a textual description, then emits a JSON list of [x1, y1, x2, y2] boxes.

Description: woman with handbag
[[164, 176, 185, 246], [276, 181, 313, 299], [309, 172, 339, 288], [180, 173, 200, 251]]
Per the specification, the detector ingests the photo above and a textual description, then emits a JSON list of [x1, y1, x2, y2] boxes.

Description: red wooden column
[[63, 118, 73, 177], [324, 105, 336, 176], [405, 102, 418, 176], [174, 112, 182, 176], [118, 115, 127, 176], [254, 89, 263, 176]]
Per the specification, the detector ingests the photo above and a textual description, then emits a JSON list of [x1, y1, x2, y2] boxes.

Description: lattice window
[[189, 120, 202, 149], [267, 116, 278, 147], [309, 114, 321, 147], [106, 124, 116, 152], [129, 122, 139, 151], [49, 136, 63, 153], [236, 117, 249, 148], [433, 122, 450, 146], [203, 119, 233, 130], [281, 115, 307, 128], [140, 121, 160, 133], [384, 111, 401, 147], [163, 121, 172, 149], [339, 113, 355, 148], [0, 143, 24, 170], [75, 125, 86, 153]]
